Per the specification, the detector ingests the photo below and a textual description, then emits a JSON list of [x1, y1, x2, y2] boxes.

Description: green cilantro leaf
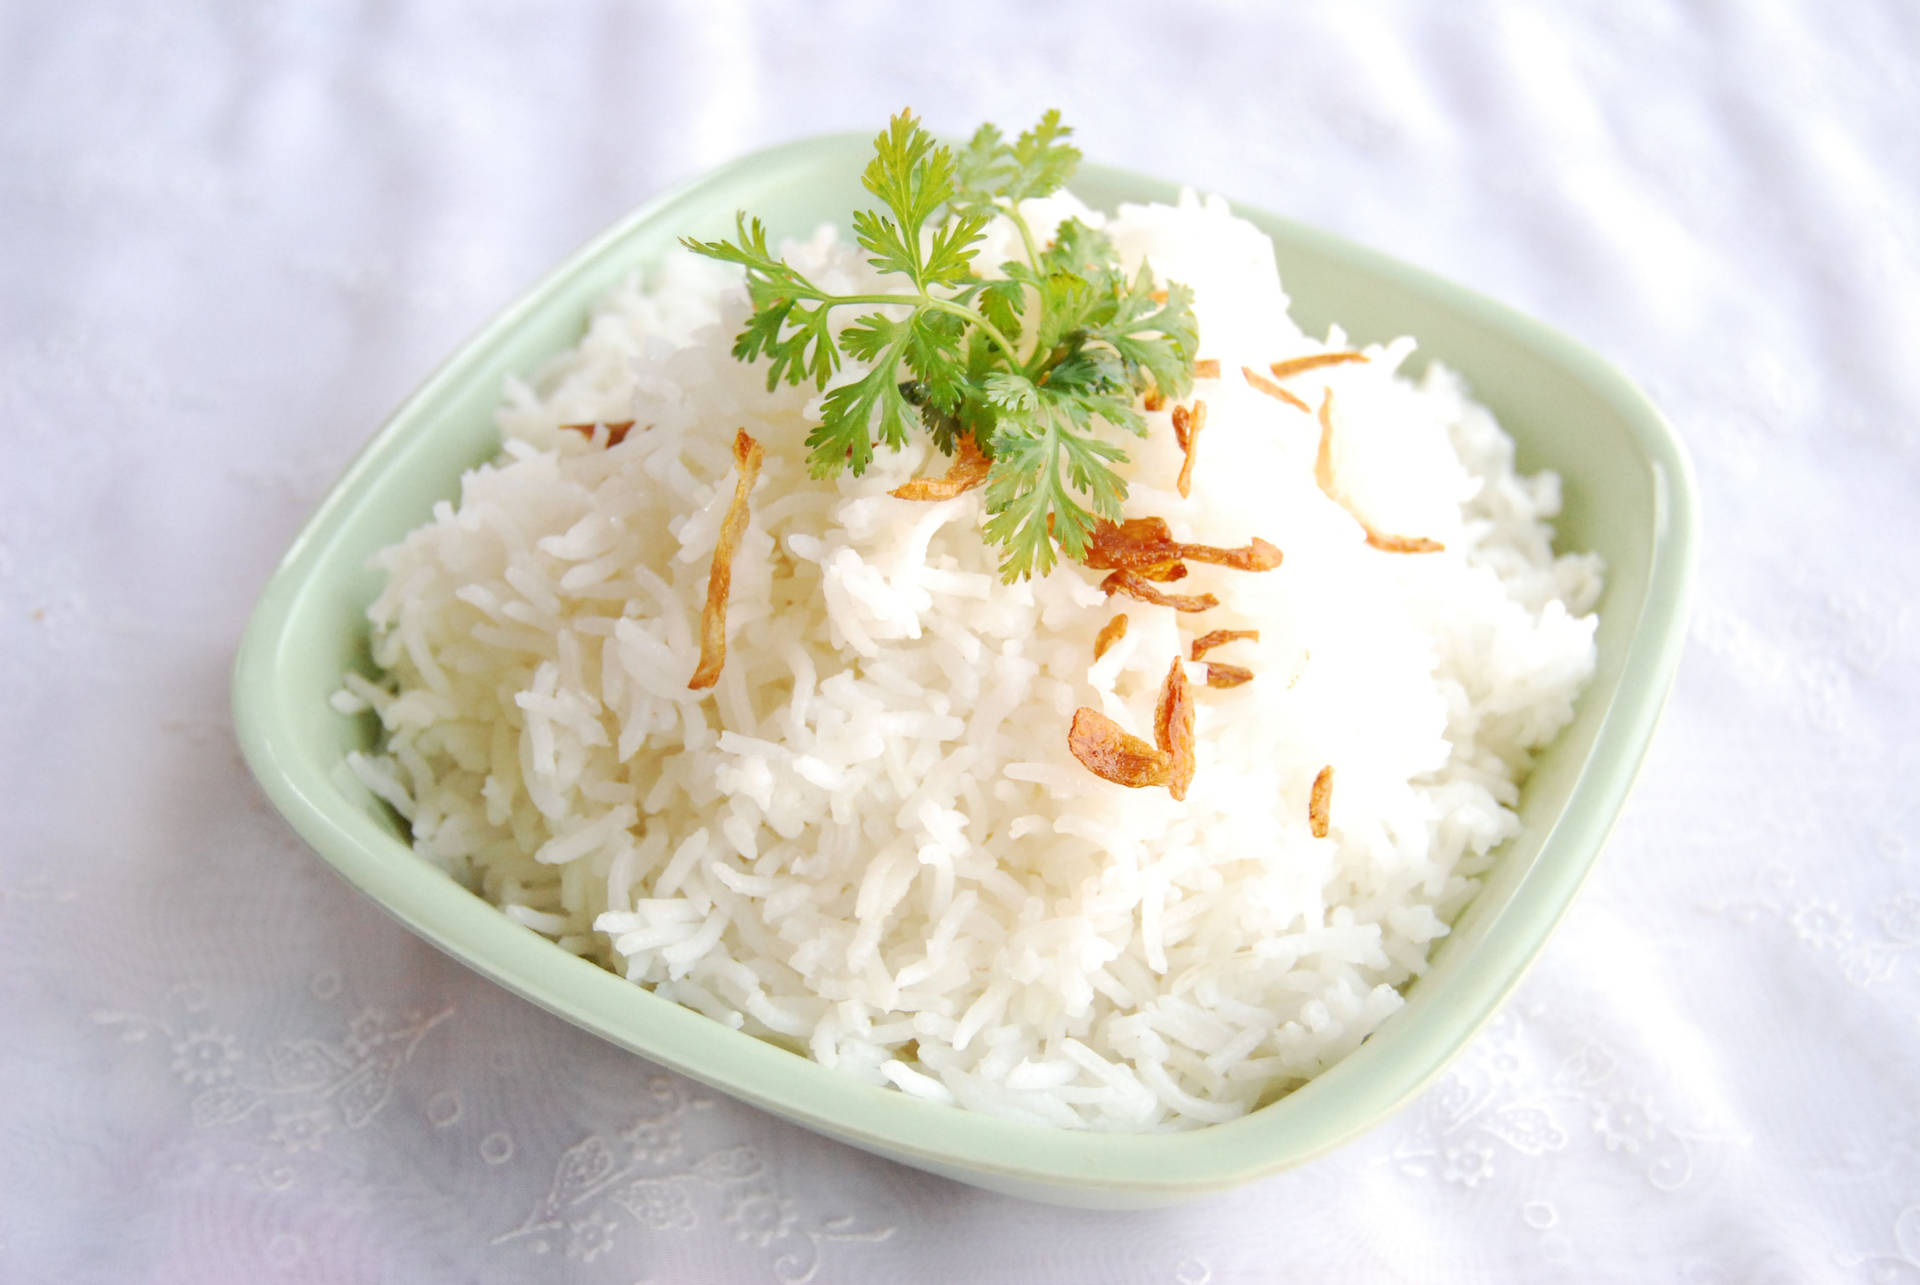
[[952, 108, 1082, 216], [812, 313, 915, 475], [1093, 269, 1199, 401], [685, 109, 1199, 579]]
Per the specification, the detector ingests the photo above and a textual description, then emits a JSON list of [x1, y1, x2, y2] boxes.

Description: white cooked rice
[[345, 190, 1602, 1131]]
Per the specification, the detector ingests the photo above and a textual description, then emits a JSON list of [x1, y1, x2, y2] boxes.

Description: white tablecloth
[[6, 2, 1917, 1280]]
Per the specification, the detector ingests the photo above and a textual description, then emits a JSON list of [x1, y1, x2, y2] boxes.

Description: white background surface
[[5, 2, 1918, 1281]]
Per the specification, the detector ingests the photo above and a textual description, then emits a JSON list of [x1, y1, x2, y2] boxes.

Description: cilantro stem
[[1002, 205, 1048, 371], [827, 293, 1023, 369], [924, 299, 1021, 366], [1006, 206, 1044, 278]]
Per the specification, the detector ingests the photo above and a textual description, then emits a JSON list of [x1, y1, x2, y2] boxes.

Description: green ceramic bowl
[[232, 133, 1698, 1208]]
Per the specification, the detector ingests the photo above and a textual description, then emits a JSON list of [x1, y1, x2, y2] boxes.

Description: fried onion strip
[[1242, 366, 1310, 411], [1204, 663, 1254, 689], [1314, 389, 1339, 497], [1154, 656, 1197, 801], [1068, 707, 1172, 788], [560, 419, 638, 447], [1093, 613, 1129, 660], [1365, 530, 1446, 554], [1085, 516, 1184, 568], [1184, 537, 1282, 571], [889, 434, 991, 501], [1314, 391, 1446, 555], [1101, 571, 1219, 613], [1268, 351, 1369, 380], [1193, 359, 1221, 379], [1191, 628, 1259, 660], [1085, 517, 1176, 570], [1085, 518, 1281, 575], [1309, 766, 1334, 838], [1174, 400, 1207, 498], [687, 429, 764, 691]]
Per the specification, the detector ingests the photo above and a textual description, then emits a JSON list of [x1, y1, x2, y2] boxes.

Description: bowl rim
[[232, 130, 1700, 1199]]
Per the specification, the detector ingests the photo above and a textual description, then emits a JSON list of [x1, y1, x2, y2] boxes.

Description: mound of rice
[[339, 192, 1602, 1131]]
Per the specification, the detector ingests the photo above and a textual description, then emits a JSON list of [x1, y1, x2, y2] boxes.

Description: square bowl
[[232, 132, 1699, 1208]]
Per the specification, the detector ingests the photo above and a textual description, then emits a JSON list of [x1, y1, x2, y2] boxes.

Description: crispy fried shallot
[[1242, 366, 1310, 411], [1093, 613, 1129, 660], [1153, 656, 1197, 801], [687, 429, 764, 691], [1190, 628, 1259, 660], [1084, 517, 1184, 571], [1365, 530, 1445, 554], [1191, 537, 1283, 571], [1144, 386, 1166, 412], [560, 419, 638, 447], [1067, 707, 1172, 788], [1173, 400, 1207, 498], [889, 433, 991, 501], [1268, 351, 1368, 380], [1084, 517, 1281, 576], [1100, 571, 1219, 613], [1313, 389, 1340, 497], [1309, 765, 1334, 838], [1193, 359, 1221, 379], [1315, 391, 1445, 555], [1204, 662, 1254, 688]]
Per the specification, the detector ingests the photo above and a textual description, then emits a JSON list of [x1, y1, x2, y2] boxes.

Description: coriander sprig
[[683, 109, 1198, 580]]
